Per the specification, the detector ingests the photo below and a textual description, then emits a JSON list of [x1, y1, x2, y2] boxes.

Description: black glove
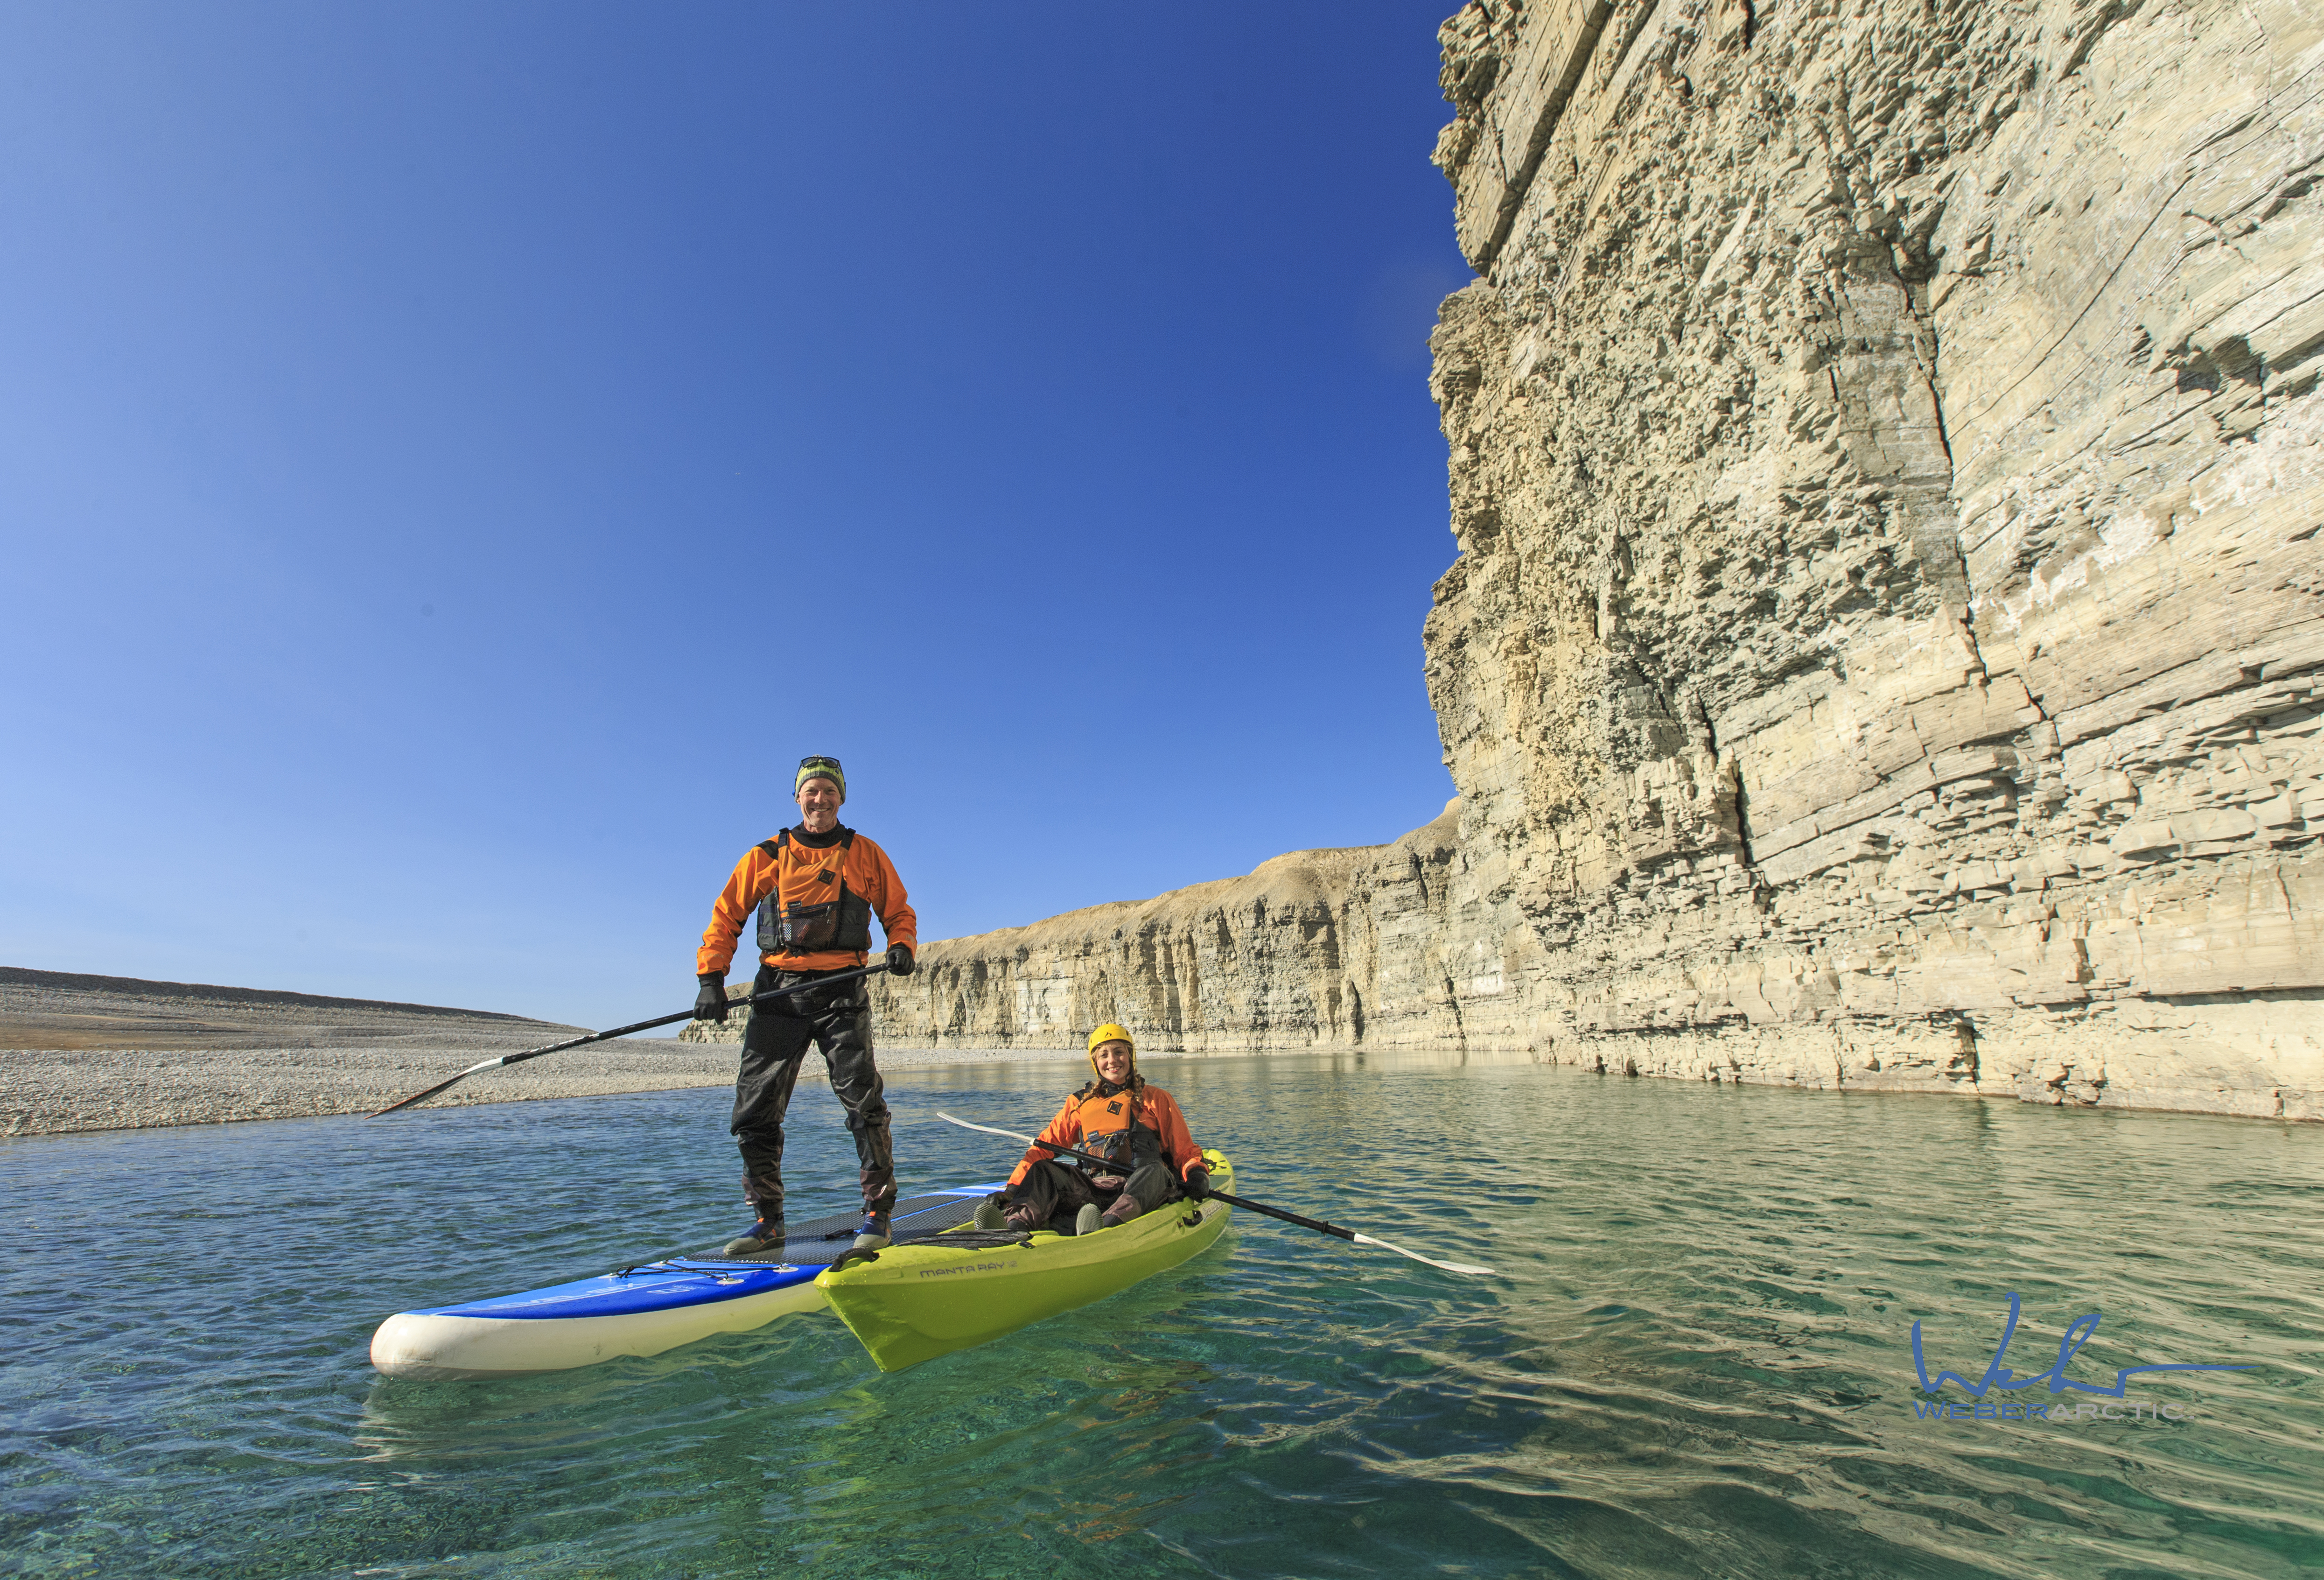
[[886, 944, 915, 976], [1183, 1166, 1211, 1201], [693, 975, 729, 1023]]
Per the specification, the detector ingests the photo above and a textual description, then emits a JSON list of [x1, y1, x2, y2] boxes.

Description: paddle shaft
[[935, 1110, 1492, 1275], [369, 959, 896, 1117], [976, 1127, 1358, 1243]]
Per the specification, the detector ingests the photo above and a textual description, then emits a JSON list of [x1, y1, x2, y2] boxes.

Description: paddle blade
[[366, 1056, 505, 1119], [936, 1110, 1041, 1148], [367, 1076, 467, 1119], [1351, 1234, 1494, 1278]]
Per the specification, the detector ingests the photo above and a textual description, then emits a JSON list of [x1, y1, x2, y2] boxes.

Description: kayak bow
[[815, 1150, 1236, 1372]]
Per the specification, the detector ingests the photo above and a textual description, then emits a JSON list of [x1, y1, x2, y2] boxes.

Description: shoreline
[[3, 1039, 1541, 1140], [7, 1038, 2306, 1140], [0, 1041, 1113, 1139]]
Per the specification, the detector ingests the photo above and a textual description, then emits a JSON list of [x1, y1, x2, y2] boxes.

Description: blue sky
[[0, 2, 1472, 1026]]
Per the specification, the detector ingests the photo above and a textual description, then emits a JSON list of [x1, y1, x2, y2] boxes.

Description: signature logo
[[1911, 1292, 2250, 1414]]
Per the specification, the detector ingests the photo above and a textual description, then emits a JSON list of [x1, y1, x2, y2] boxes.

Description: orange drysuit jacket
[[1007, 1080, 1205, 1187], [696, 826, 917, 978]]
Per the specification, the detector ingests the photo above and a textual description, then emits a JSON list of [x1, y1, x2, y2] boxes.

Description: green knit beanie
[[795, 756, 846, 801]]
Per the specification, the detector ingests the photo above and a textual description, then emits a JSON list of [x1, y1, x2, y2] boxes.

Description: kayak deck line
[[815, 1151, 1238, 1372], [368, 1180, 1007, 1380]]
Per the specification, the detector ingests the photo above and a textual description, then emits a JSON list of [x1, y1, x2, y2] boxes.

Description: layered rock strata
[[743, 0, 2324, 1122], [1412, 0, 2324, 1119], [683, 802, 1477, 1055]]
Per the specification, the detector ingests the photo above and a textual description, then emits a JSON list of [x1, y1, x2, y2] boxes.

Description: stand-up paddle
[[368, 961, 897, 1118], [935, 1111, 1493, 1277]]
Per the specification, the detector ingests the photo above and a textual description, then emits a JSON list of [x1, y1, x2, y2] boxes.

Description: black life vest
[[1062, 1078, 1162, 1174], [753, 828, 875, 956]]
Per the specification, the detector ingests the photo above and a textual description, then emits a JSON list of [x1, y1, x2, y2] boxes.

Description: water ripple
[[4, 1056, 2320, 1577]]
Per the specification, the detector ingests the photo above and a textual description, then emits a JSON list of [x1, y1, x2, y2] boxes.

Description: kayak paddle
[[368, 960, 898, 1118], [935, 1111, 1494, 1277]]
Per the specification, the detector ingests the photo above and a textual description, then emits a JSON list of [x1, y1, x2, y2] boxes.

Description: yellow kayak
[[815, 1150, 1235, 1371]]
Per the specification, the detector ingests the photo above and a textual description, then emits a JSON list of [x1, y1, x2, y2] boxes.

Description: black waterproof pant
[[1001, 1158, 1180, 1229], [730, 964, 896, 1224]]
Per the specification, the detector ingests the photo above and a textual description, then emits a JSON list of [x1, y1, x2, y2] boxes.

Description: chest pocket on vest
[[1071, 1092, 1156, 1172], [753, 833, 875, 955]]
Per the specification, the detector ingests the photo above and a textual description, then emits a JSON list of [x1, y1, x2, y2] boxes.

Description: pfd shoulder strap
[[759, 828, 854, 859]]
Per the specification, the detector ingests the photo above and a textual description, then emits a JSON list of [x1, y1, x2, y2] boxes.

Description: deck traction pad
[[678, 1191, 985, 1269]]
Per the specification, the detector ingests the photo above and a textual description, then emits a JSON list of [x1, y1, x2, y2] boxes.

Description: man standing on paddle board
[[693, 755, 917, 1255], [975, 1024, 1211, 1236]]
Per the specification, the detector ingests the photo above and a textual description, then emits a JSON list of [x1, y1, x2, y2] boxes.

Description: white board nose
[[367, 1285, 829, 1380]]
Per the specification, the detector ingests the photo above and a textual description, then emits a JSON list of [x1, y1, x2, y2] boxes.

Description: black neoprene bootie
[[721, 1219, 786, 1256]]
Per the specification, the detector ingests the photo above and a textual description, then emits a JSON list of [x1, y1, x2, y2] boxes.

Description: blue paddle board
[[370, 1183, 1002, 1378]]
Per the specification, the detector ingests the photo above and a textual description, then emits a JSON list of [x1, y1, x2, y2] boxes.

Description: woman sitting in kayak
[[974, 1023, 1213, 1236]]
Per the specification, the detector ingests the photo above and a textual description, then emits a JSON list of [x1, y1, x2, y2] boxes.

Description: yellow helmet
[[1086, 1023, 1136, 1081]]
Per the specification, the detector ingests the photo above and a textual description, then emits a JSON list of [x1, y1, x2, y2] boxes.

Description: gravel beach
[[0, 967, 1088, 1137]]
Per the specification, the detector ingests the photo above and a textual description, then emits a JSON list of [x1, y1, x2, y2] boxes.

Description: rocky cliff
[[1410, 0, 2324, 1119], [719, 0, 2324, 1122], [682, 801, 1478, 1055]]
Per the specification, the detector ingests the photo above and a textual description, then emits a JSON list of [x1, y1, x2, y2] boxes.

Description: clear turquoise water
[[4, 1053, 2321, 1578]]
